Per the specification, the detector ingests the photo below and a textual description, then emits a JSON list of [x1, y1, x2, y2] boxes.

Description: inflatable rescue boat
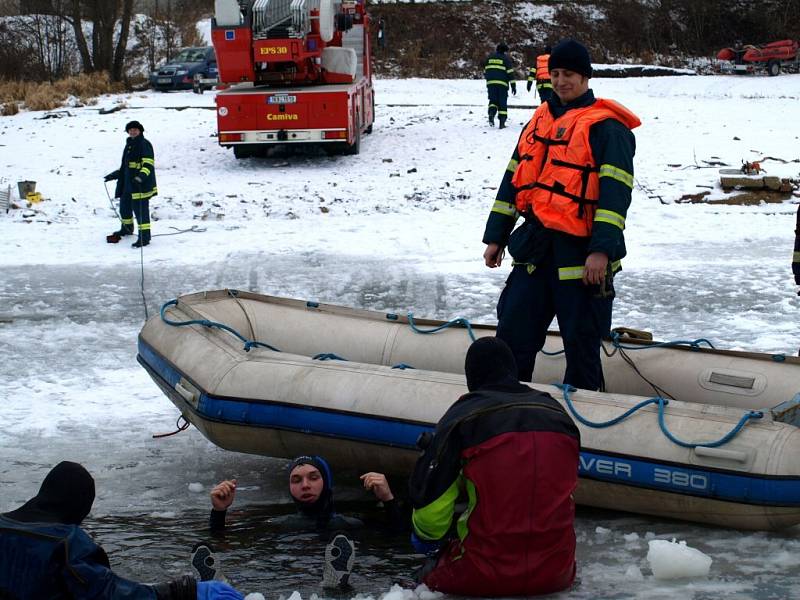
[[138, 290, 800, 530]]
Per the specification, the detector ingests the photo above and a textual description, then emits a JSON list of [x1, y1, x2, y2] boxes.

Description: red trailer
[[717, 39, 799, 76], [211, 0, 374, 158]]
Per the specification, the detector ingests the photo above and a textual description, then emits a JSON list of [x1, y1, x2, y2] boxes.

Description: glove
[[133, 175, 143, 184], [411, 531, 442, 557], [510, 82, 517, 96], [526, 81, 532, 92], [197, 581, 244, 600], [104, 170, 119, 182]]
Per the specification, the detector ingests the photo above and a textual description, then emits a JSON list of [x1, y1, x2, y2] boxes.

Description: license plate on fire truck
[[268, 95, 296, 104]]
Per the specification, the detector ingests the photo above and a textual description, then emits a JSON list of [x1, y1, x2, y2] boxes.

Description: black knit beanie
[[548, 39, 592, 78], [464, 337, 518, 392], [496, 42, 509, 54], [125, 120, 145, 133]]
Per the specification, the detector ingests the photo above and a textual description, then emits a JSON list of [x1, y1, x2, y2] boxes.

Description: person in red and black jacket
[[408, 337, 580, 597]]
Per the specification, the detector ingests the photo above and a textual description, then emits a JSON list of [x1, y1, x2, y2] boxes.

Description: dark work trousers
[[487, 85, 509, 125], [133, 198, 151, 243], [537, 85, 553, 104], [120, 192, 151, 242], [119, 191, 135, 234], [495, 262, 613, 391]]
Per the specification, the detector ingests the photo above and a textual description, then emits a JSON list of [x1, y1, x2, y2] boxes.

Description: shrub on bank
[[0, 72, 125, 114]]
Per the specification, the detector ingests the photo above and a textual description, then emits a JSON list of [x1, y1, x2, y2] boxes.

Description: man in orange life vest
[[482, 39, 640, 391], [526, 45, 552, 104]]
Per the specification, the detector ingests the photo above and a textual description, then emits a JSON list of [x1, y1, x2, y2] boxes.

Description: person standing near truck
[[105, 120, 157, 248]]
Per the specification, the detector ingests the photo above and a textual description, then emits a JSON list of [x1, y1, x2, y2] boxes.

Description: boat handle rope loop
[[554, 383, 763, 448], [160, 299, 281, 352], [542, 331, 717, 357], [406, 312, 477, 342]]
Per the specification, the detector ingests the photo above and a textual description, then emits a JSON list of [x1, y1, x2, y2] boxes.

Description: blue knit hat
[[287, 455, 335, 525], [548, 39, 592, 78]]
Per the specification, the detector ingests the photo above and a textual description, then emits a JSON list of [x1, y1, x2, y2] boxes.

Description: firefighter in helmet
[[483, 42, 516, 129], [482, 39, 640, 391], [105, 120, 157, 247]]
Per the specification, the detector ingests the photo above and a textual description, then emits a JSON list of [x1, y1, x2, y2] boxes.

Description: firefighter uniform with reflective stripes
[[483, 89, 639, 390], [526, 53, 552, 103], [113, 134, 157, 244], [483, 49, 516, 128]]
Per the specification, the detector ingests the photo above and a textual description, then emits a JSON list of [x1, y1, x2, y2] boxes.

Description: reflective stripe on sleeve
[[506, 158, 518, 173], [491, 200, 518, 217], [599, 163, 634, 188], [794, 251, 800, 262], [594, 208, 626, 230]]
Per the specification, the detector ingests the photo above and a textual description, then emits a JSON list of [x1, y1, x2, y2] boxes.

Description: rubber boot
[[107, 226, 133, 244]]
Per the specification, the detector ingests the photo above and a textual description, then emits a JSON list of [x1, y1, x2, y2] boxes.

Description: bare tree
[[64, 0, 133, 81]]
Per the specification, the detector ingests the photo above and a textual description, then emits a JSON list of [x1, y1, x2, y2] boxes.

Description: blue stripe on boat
[[138, 339, 800, 507]]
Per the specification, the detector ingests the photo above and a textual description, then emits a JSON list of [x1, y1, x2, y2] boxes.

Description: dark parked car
[[149, 47, 217, 92]]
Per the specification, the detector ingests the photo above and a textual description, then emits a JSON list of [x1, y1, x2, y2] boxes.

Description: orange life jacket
[[536, 54, 550, 81], [512, 99, 641, 237]]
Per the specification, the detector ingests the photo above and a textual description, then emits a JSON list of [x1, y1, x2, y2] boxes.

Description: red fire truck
[[211, 0, 374, 158]]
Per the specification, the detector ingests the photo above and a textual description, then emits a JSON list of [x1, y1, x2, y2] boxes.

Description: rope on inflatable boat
[[608, 331, 716, 351], [161, 300, 422, 370], [313, 353, 347, 361], [554, 383, 764, 448], [407, 312, 477, 342], [160, 299, 281, 352], [541, 331, 716, 357]]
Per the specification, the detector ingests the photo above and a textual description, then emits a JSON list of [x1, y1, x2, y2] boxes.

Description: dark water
[[1, 254, 799, 599]]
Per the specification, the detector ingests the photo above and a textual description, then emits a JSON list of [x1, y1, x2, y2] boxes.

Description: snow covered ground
[[1, 75, 799, 598], [2, 75, 798, 344]]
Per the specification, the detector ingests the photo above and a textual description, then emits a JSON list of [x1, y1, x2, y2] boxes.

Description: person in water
[[0, 461, 243, 600], [203, 456, 406, 588], [208, 456, 404, 532]]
